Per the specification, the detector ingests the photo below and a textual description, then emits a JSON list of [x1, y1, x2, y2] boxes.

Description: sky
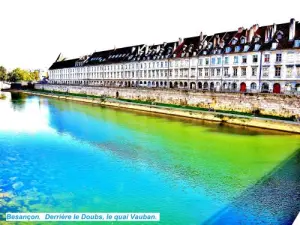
[[0, 0, 299, 70]]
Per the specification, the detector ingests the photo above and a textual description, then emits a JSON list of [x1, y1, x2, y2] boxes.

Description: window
[[242, 56, 247, 63], [217, 57, 221, 65], [277, 33, 283, 40], [271, 42, 278, 50], [211, 58, 216, 65], [252, 67, 257, 76], [241, 68, 247, 76], [232, 39, 237, 45], [263, 67, 269, 77], [287, 52, 294, 62], [235, 46, 241, 52], [211, 69, 215, 76], [224, 57, 229, 64], [198, 68, 203, 76], [199, 58, 203, 66], [205, 58, 209, 65], [253, 55, 258, 63], [297, 66, 300, 76], [294, 40, 300, 48], [254, 44, 261, 51], [217, 68, 221, 76], [224, 68, 229, 76], [251, 82, 257, 90], [275, 66, 281, 77], [225, 47, 231, 53], [243, 45, 250, 52], [233, 67, 238, 76], [234, 56, 239, 64], [286, 66, 293, 77], [264, 54, 270, 63], [241, 38, 245, 44], [205, 68, 209, 76], [276, 53, 282, 62]]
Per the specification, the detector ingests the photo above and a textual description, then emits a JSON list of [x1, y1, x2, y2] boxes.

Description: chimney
[[216, 35, 220, 45], [203, 40, 208, 49], [156, 45, 160, 53], [219, 40, 225, 48], [265, 27, 269, 43], [245, 29, 249, 42], [145, 45, 149, 55], [253, 24, 259, 33], [173, 42, 177, 52], [131, 47, 136, 53], [178, 38, 183, 45], [271, 23, 277, 37], [213, 36, 217, 48], [238, 27, 243, 33], [248, 27, 254, 43], [289, 18, 296, 41], [200, 32, 203, 42]]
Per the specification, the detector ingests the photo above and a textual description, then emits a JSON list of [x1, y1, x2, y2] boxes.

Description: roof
[[49, 58, 79, 70], [49, 19, 300, 70]]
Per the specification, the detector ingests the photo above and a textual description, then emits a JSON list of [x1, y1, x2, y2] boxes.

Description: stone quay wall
[[35, 84, 300, 118]]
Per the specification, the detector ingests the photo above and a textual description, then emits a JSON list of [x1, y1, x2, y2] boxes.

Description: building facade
[[48, 19, 300, 94]]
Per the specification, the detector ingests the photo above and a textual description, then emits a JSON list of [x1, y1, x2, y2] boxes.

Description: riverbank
[[16, 89, 300, 133]]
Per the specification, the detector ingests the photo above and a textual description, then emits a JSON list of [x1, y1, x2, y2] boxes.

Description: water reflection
[[0, 92, 53, 133], [10, 92, 27, 111]]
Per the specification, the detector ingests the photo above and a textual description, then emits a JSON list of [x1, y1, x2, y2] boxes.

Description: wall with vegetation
[[35, 84, 300, 118]]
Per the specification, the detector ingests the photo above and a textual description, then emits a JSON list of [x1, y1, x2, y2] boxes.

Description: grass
[[28, 89, 295, 122]]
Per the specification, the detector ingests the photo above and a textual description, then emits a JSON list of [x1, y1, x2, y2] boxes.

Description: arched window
[[232, 83, 237, 90], [250, 82, 257, 90], [261, 83, 269, 92]]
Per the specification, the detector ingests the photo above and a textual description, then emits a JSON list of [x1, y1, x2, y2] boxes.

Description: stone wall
[[35, 84, 300, 117]]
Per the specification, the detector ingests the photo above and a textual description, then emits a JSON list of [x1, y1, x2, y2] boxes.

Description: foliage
[[0, 67, 40, 82], [0, 66, 7, 81], [0, 93, 6, 100]]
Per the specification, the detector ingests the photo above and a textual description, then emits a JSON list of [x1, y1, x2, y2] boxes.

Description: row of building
[[48, 19, 300, 93]]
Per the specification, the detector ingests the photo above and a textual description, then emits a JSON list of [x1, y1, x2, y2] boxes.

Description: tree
[[6, 68, 40, 82], [7, 68, 25, 82], [0, 66, 7, 81], [30, 70, 39, 81]]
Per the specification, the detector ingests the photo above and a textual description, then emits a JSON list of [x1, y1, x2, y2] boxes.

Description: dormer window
[[254, 44, 261, 51], [294, 40, 300, 48], [241, 38, 246, 44], [217, 49, 222, 54], [271, 42, 278, 50], [203, 51, 207, 55], [255, 37, 260, 42], [235, 46, 241, 52], [232, 38, 238, 45], [243, 45, 250, 52], [225, 47, 231, 53], [277, 31, 283, 40]]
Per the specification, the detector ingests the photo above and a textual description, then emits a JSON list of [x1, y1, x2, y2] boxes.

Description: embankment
[[23, 86, 300, 133]]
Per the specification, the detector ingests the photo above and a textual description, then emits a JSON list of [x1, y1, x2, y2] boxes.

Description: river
[[0, 92, 299, 225]]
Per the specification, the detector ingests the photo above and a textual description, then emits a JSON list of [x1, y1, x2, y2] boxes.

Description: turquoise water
[[0, 92, 299, 225]]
